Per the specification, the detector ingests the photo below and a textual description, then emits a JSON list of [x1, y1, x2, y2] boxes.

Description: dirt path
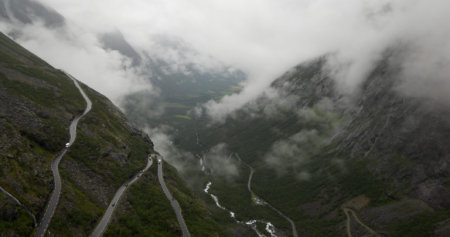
[[344, 208, 352, 237], [342, 207, 376, 237], [236, 154, 298, 237]]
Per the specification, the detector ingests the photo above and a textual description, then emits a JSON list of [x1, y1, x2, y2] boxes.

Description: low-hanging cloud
[[143, 125, 197, 175], [144, 125, 239, 180], [4, 0, 450, 121], [0, 20, 152, 105], [265, 129, 319, 178], [202, 143, 239, 180]]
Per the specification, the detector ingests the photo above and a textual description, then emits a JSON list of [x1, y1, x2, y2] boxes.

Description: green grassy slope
[[0, 31, 85, 235], [0, 32, 224, 236], [105, 161, 226, 237]]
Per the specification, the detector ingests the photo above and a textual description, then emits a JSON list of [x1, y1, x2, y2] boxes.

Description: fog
[[1, 0, 449, 118], [144, 125, 239, 180], [265, 129, 319, 177], [1, 0, 450, 181], [0, 21, 152, 104]]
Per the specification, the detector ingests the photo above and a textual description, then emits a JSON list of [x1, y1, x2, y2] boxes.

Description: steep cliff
[[0, 31, 224, 236]]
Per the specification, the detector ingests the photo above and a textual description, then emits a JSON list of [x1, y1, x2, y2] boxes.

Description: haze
[[2, 0, 450, 121]]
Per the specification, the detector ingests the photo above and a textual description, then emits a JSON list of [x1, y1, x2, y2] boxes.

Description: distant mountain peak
[[0, 0, 65, 28]]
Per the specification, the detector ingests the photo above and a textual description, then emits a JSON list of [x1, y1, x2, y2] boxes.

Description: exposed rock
[[434, 218, 450, 237], [60, 158, 115, 208]]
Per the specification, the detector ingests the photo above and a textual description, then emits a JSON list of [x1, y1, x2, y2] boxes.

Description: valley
[[124, 56, 450, 237], [1, 1, 450, 236]]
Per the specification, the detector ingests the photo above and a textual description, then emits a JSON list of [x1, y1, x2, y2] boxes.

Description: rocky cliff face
[[164, 52, 450, 236], [262, 52, 450, 235], [333, 53, 450, 211]]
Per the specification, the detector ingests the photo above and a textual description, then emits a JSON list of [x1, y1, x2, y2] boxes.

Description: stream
[[203, 181, 277, 237], [195, 132, 278, 237]]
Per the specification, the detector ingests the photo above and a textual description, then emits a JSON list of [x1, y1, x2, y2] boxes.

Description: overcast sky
[[3, 0, 450, 120]]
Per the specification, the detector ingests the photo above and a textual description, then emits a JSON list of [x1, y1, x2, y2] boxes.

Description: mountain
[[0, 0, 246, 135], [134, 52, 450, 236], [106, 33, 247, 138], [0, 0, 65, 28], [100, 30, 142, 67], [99, 30, 245, 97], [5, 1, 450, 236], [0, 0, 245, 101], [0, 32, 224, 236]]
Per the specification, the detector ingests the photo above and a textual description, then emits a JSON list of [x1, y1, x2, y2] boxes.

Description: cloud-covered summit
[[2, 0, 450, 121]]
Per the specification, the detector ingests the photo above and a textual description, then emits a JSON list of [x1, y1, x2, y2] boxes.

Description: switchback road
[[157, 155, 191, 237], [33, 74, 92, 237], [90, 157, 154, 237]]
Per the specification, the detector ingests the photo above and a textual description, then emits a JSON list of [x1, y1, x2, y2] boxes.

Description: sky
[[2, 0, 450, 119]]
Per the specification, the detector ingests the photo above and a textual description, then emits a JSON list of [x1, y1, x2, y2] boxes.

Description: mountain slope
[[144, 53, 450, 236], [0, 31, 224, 236], [0, 0, 65, 28]]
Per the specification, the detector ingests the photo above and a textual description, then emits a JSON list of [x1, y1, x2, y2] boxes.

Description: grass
[[163, 162, 228, 237], [0, 33, 50, 67], [0, 204, 34, 236], [50, 168, 104, 235], [104, 175, 180, 236], [105, 161, 225, 236], [0, 31, 213, 237]]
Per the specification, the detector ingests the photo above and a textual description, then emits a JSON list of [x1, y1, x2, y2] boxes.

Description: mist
[[0, 21, 152, 104], [2, 0, 450, 183], [144, 126, 239, 180], [0, 0, 448, 119]]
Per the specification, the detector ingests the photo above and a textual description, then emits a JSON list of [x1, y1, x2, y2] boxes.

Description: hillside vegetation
[[132, 55, 450, 236], [0, 32, 223, 236]]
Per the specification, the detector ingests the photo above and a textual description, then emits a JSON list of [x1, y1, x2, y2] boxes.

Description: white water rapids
[[199, 159, 205, 172], [204, 181, 277, 237]]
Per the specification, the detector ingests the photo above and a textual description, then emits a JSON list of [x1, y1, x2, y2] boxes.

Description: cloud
[[5, 0, 450, 121], [297, 171, 312, 181], [120, 91, 165, 122], [265, 129, 320, 177], [143, 125, 197, 175], [261, 94, 342, 178], [144, 125, 239, 180], [203, 143, 239, 180], [0, 20, 152, 105]]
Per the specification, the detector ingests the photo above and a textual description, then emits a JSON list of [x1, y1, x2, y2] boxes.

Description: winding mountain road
[[237, 154, 298, 237], [33, 74, 92, 237], [90, 157, 154, 237], [157, 155, 191, 237]]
